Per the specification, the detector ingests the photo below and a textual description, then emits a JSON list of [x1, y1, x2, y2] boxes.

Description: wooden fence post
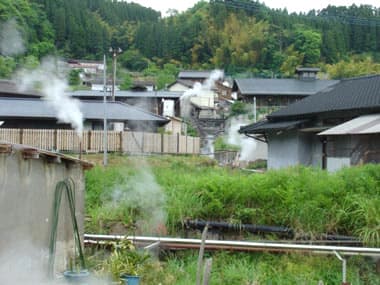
[[20, 129, 23, 145], [87, 130, 92, 152], [119, 131, 123, 153], [161, 133, 164, 153], [177, 133, 180, 154], [54, 129, 58, 151]]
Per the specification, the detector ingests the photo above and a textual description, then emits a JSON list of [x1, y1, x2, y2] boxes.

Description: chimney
[[295, 67, 320, 81]]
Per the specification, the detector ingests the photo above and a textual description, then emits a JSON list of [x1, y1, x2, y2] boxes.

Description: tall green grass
[[85, 155, 380, 246]]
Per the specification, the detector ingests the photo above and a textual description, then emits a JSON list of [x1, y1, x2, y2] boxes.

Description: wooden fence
[[0, 129, 200, 155]]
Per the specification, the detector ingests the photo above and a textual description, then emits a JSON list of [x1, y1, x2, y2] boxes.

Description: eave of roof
[[0, 141, 93, 170], [268, 74, 380, 120], [239, 119, 308, 134]]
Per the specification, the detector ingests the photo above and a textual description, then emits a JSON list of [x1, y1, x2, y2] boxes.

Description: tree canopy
[[1, 0, 380, 79]]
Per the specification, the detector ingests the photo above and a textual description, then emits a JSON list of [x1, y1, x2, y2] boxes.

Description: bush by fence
[[0, 128, 200, 154]]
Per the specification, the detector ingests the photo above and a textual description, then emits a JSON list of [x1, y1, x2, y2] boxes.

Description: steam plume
[[180, 69, 224, 118], [16, 57, 84, 136], [109, 161, 166, 235], [0, 19, 25, 56], [227, 116, 257, 161]]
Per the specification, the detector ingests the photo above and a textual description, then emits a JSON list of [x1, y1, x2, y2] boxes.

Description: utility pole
[[109, 47, 122, 101], [103, 54, 108, 166]]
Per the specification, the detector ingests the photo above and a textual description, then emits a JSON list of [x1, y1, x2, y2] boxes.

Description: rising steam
[[16, 57, 84, 136], [109, 161, 166, 235], [0, 19, 25, 56], [180, 69, 224, 118]]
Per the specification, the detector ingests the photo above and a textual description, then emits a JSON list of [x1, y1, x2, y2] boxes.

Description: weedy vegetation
[[84, 154, 380, 284]]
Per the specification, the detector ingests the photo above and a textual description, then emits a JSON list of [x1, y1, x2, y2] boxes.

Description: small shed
[[0, 142, 92, 281]]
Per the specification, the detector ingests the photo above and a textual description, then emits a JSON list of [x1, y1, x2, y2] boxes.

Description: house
[[131, 80, 155, 91], [66, 59, 104, 74], [0, 142, 92, 277], [0, 97, 168, 131], [177, 70, 215, 83], [167, 79, 195, 92], [164, 116, 185, 135], [232, 68, 338, 116], [0, 79, 40, 98], [239, 74, 380, 171]]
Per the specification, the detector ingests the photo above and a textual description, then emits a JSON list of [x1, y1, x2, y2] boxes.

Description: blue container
[[120, 274, 140, 285], [63, 270, 90, 284]]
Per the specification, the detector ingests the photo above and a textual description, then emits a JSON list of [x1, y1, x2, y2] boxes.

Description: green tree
[[0, 56, 16, 78], [119, 49, 149, 71], [68, 69, 81, 86], [120, 73, 133, 90], [294, 28, 322, 65]]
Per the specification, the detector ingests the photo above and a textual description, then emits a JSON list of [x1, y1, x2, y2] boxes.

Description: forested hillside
[[1, 0, 380, 79]]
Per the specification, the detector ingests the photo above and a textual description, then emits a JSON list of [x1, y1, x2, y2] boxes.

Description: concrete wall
[[0, 146, 85, 276], [268, 130, 300, 169], [268, 131, 322, 169]]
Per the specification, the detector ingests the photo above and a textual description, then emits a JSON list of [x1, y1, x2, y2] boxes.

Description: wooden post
[[54, 129, 58, 151], [161, 133, 164, 154], [119, 131, 123, 153], [87, 130, 92, 152], [177, 133, 180, 154], [19, 129, 23, 145]]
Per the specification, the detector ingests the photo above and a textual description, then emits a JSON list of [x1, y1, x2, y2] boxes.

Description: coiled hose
[[48, 178, 86, 278]]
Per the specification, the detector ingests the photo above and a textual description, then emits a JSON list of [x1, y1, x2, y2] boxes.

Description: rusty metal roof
[[318, 114, 380, 135], [0, 141, 93, 170]]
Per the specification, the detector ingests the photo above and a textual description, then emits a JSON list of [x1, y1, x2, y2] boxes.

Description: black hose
[[185, 220, 359, 242]]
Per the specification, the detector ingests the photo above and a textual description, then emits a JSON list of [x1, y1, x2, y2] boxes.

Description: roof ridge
[[341, 73, 380, 81]]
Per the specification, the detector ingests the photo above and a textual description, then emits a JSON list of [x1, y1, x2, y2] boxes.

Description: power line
[[212, 0, 380, 27]]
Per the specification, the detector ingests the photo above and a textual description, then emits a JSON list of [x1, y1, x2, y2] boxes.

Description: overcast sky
[[129, 0, 379, 16]]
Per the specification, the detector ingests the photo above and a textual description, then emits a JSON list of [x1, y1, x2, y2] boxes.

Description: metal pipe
[[186, 220, 292, 236], [83, 234, 380, 257], [334, 251, 348, 284]]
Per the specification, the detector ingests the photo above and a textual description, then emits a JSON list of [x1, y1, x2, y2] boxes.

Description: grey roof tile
[[69, 90, 183, 98], [0, 98, 168, 123], [234, 78, 338, 96], [268, 75, 380, 120]]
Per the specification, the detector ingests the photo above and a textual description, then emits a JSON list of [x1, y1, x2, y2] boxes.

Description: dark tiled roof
[[0, 98, 168, 123], [239, 119, 307, 134], [295, 67, 320, 73], [268, 75, 380, 120], [234, 78, 338, 96], [69, 90, 183, 98], [0, 80, 40, 97], [178, 70, 212, 79]]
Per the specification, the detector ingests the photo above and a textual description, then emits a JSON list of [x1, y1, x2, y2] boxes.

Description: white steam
[[110, 162, 166, 235], [227, 116, 257, 161], [180, 69, 224, 118], [0, 19, 25, 56], [16, 57, 84, 136]]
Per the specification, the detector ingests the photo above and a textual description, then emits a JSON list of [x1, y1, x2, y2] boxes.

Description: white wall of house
[[327, 157, 351, 171], [268, 130, 300, 169], [190, 90, 215, 108], [168, 83, 189, 92], [163, 99, 175, 117], [267, 131, 322, 169]]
